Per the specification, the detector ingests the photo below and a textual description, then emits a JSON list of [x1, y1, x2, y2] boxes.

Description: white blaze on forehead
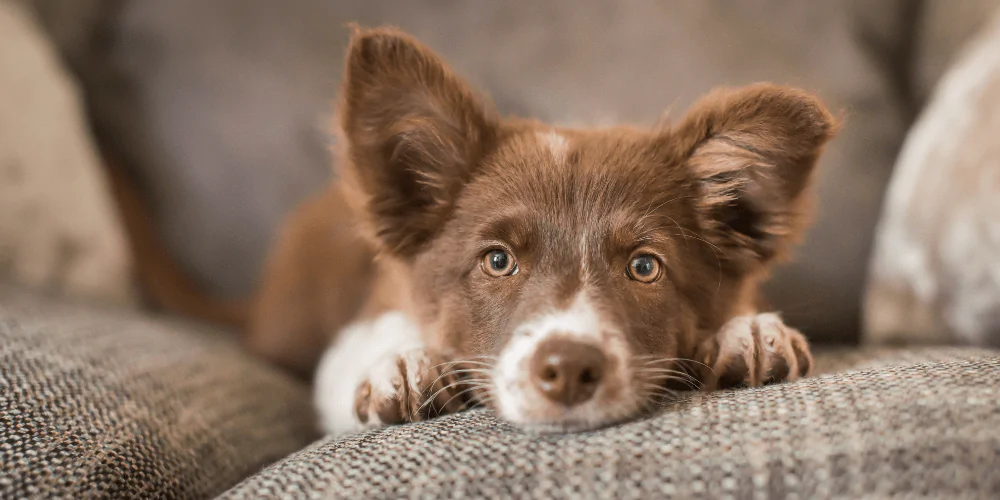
[[538, 130, 569, 165], [513, 292, 604, 341], [579, 230, 591, 282]]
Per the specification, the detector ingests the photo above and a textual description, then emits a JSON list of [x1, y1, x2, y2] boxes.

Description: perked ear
[[339, 27, 498, 258], [672, 84, 838, 271]]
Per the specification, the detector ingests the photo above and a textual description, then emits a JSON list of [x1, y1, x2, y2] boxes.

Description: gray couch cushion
[[221, 347, 1000, 499], [0, 287, 319, 499]]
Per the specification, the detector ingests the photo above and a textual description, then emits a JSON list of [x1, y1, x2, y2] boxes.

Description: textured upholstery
[[0, 287, 319, 499], [3, 285, 999, 498], [222, 347, 1000, 499]]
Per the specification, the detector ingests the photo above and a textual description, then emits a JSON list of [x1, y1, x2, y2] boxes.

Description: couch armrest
[[0, 286, 319, 498]]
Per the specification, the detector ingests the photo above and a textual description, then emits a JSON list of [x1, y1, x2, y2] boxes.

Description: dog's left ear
[[671, 84, 837, 271], [339, 27, 498, 258]]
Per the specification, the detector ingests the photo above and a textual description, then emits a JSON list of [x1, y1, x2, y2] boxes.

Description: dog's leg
[[250, 186, 375, 379], [313, 312, 476, 435], [694, 313, 813, 390]]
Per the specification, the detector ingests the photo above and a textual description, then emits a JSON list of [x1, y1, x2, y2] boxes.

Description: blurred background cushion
[[910, 0, 1000, 105], [864, 9, 1000, 347], [219, 347, 1000, 498], [29, 0, 341, 301], [0, 0, 134, 307], [26, 0, 922, 343], [0, 285, 319, 498]]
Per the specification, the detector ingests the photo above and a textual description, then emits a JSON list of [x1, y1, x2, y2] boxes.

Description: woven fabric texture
[[0, 287, 319, 499], [222, 347, 1000, 499]]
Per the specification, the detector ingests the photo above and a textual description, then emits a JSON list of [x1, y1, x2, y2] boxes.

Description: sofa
[[3, 1, 1000, 498]]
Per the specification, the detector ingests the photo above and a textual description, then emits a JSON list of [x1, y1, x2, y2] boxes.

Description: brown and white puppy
[[295, 28, 837, 435]]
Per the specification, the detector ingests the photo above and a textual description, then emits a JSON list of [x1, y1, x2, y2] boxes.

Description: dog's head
[[338, 28, 836, 431]]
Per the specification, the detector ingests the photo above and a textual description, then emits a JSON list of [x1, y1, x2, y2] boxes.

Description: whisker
[[465, 382, 494, 409], [646, 381, 699, 393], [420, 380, 464, 413], [440, 368, 495, 378], [471, 396, 495, 409], [635, 355, 715, 374], [450, 361, 497, 369], [424, 368, 472, 394], [634, 367, 700, 379], [645, 371, 701, 385], [436, 385, 487, 414], [425, 359, 494, 374], [423, 372, 495, 407], [420, 375, 490, 413], [640, 385, 681, 402], [635, 355, 688, 363], [640, 377, 700, 391], [634, 365, 701, 379], [417, 378, 490, 411], [640, 382, 680, 394], [638, 371, 702, 391], [422, 359, 497, 390]]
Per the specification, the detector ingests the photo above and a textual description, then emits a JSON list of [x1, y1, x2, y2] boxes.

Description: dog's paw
[[353, 349, 478, 429], [695, 313, 812, 391]]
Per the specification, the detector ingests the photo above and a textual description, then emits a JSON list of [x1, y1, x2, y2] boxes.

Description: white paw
[[695, 313, 813, 390], [352, 349, 476, 429]]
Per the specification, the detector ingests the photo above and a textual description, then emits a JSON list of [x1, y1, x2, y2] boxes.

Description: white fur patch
[[511, 293, 605, 342], [538, 130, 569, 165], [493, 292, 636, 431], [313, 311, 423, 436]]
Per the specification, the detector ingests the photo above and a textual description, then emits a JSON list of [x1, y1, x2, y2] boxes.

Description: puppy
[[252, 27, 837, 435]]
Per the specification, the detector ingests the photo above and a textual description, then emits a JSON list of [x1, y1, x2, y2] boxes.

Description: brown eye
[[627, 254, 661, 283], [482, 249, 517, 277]]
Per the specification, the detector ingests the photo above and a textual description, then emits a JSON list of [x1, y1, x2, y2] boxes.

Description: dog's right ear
[[339, 27, 498, 258]]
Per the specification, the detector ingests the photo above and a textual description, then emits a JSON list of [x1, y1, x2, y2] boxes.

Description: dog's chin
[[492, 393, 646, 434]]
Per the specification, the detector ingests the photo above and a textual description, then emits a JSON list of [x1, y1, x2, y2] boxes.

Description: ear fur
[[338, 27, 498, 258], [671, 84, 838, 271]]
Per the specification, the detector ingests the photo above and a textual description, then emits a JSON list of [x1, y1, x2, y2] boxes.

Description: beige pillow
[[0, 1, 134, 306], [864, 9, 1000, 346]]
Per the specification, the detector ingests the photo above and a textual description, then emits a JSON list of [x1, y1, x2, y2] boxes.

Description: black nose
[[530, 338, 606, 407]]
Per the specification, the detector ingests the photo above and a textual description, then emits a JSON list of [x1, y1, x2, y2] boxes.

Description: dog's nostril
[[541, 365, 559, 382], [529, 338, 606, 407]]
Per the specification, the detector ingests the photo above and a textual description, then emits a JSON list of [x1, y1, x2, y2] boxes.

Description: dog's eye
[[627, 254, 661, 283], [482, 249, 518, 277]]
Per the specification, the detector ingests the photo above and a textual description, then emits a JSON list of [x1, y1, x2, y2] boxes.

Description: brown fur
[[325, 27, 835, 369]]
